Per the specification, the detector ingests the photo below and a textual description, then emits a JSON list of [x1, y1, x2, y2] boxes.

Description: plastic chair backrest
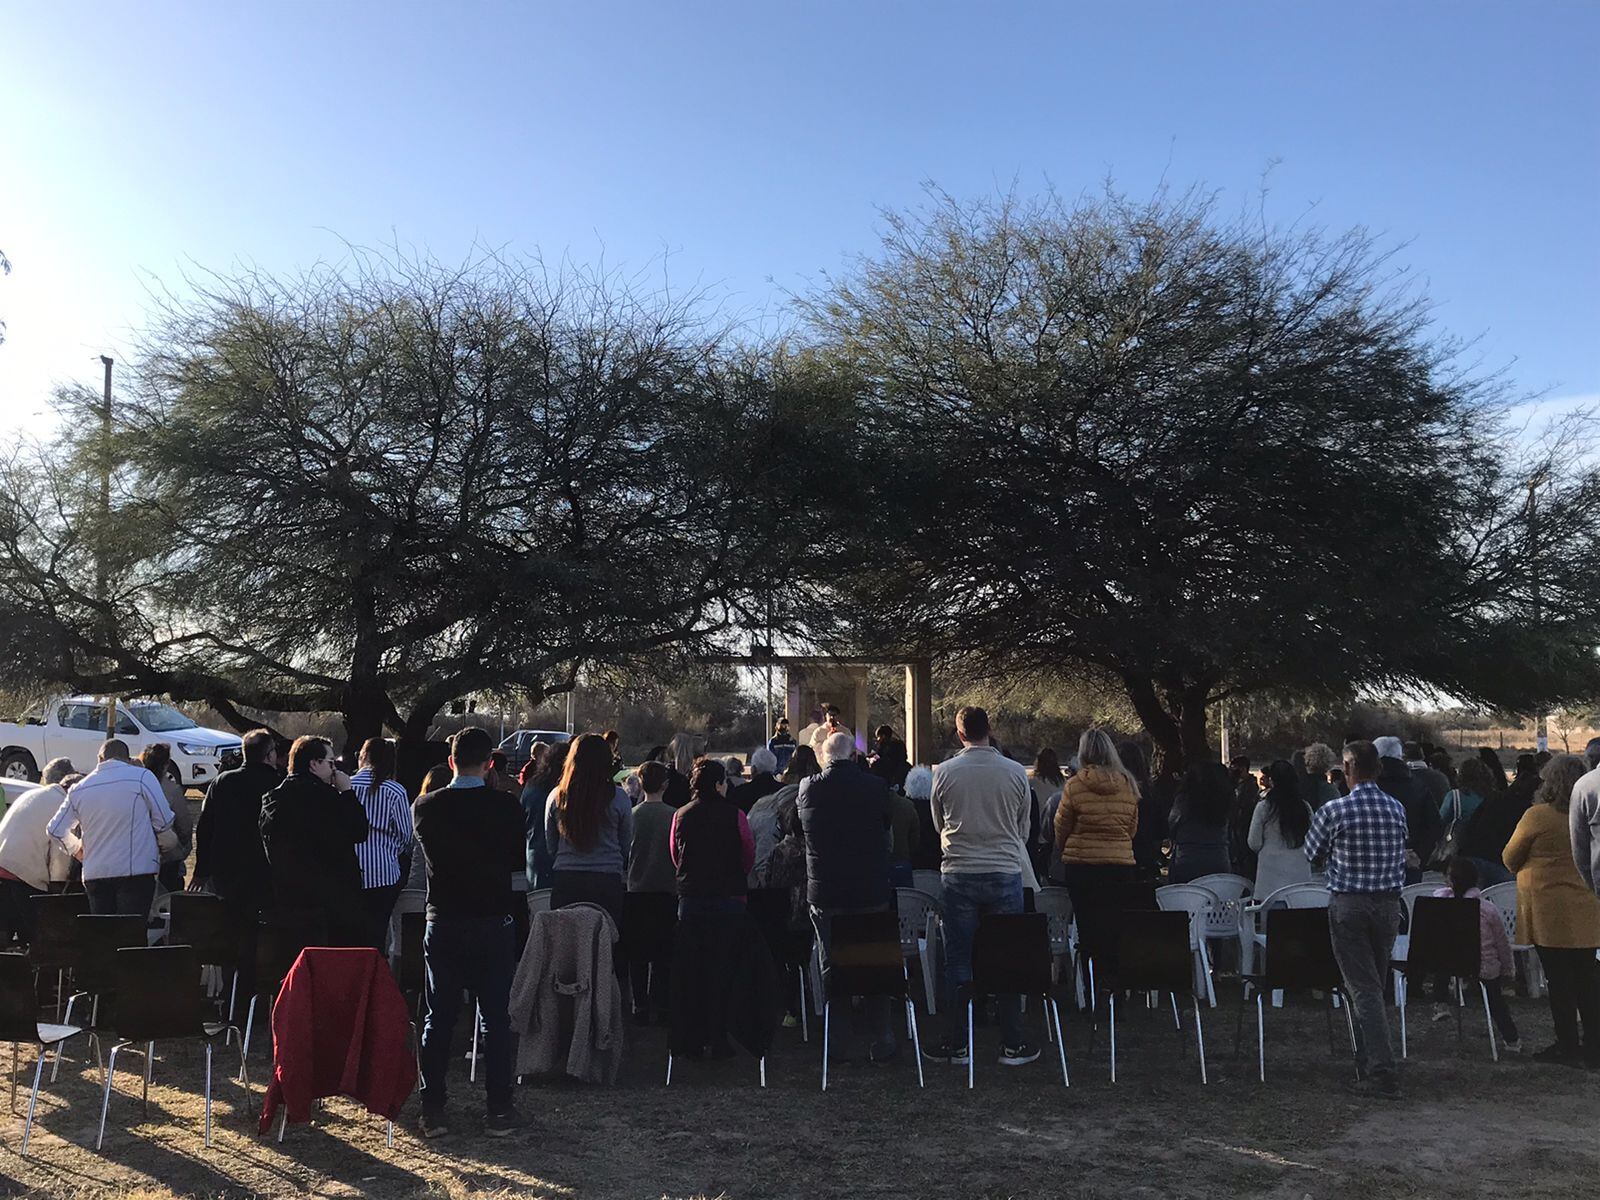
[[527, 888, 553, 917], [1110, 910, 1195, 994], [1259, 908, 1342, 992], [1398, 882, 1437, 933], [911, 870, 942, 898], [894, 888, 940, 953], [1480, 881, 1518, 943], [1257, 883, 1331, 911], [1032, 887, 1074, 954], [823, 911, 906, 1001], [26, 892, 91, 969], [111, 946, 208, 1042], [1406, 897, 1480, 977], [0, 952, 41, 1043], [1156, 884, 1215, 949], [971, 913, 1052, 997], [73, 915, 148, 992], [167, 893, 241, 967], [1187, 873, 1252, 936]]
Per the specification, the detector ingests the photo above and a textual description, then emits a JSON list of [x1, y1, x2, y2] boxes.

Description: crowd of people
[[0, 704, 1596, 1133]]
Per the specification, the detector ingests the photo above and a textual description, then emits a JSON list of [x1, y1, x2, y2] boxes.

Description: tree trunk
[[1176, 682, 1215, 766], [1121, 672, 1186, 776]]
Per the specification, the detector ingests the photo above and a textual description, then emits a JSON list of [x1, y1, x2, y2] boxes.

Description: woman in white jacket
[[0, 758, 81, 943], [1247, 760, 1314, 900]]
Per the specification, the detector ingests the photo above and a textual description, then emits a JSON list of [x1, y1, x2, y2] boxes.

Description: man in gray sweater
[[922, 706, 1039, 1068]]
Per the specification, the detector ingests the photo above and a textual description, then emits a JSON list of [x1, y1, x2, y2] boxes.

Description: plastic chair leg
[[1397, 974, 1408, 1059], [1257, 993, 1266, 1082], [906, 999, 924, 1087], [798, 969, 809, 1044], [966, 999, 974, 1090], [203, 1042, 213, 1149], [1342, 995, 1359, 1075], [469, 1001, 481, 1082], [95, 1042, 127, 1151], [240, 996, 257, 1082], [1194, 997, 1208, 1084], [1169, 992, 1181, 1031], [665, 1054, 673, 1086], [759, 1056, 767, 1088]]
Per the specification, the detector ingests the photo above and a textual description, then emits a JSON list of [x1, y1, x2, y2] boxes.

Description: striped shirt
[[1303, 781, 1408, 894], [349, 768, 415, 888]]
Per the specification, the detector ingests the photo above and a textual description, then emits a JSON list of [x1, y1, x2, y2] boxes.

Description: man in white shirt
[[47, 739, 174, 917], [0, 757, 80, 943]]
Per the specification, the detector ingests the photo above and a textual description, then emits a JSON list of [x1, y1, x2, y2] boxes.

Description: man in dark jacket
[[190, 728, 281, 916], [258, 735, 369, 946], [1374, 737, 1442, 880], [731, 748, 783, 814], [797, 731, 896, 1062]]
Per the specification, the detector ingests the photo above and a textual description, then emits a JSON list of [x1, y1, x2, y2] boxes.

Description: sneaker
[[999, 1042, 1042, 1067], [782, 1013, 800, 1029], [1431, 1003, 1451, 1023], [1531, 1043, 1582, 1067], [1343, 1075, 1400, 1099], [922, 1038, 970, 1065], [484, 1107, 521, 1138], [418, 1111, 451, 1139], [1502, 1038, 1522, 1054]]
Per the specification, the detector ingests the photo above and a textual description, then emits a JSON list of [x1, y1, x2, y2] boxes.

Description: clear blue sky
[[2, 1, 1596, 432]]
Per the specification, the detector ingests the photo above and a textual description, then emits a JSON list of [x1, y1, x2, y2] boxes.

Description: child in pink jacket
[[1432, 857, 1520, 1051]]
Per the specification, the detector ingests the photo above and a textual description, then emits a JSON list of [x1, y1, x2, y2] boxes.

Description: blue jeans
[[420, 916, 515, 1115], [941, 871, 1024, 1046]]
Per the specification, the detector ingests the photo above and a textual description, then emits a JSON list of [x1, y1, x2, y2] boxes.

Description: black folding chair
[[240, 918, 323, 1074], [818, 911, 923, 1092], [1234, 907, 1357, 1082], [55, 915, 146, 1082], [748, 888, 815, 1041], [1091, 909, 1208, 1083], [0, 952, 85, 1154], [1394, 896, 1496, 1061], [95, 945, 245, 1150], [1071, 880, 1158, 1011], [25, 893, 90, 1018], [168, 893, 247, 1026], [968, 913, 1069, 1089]]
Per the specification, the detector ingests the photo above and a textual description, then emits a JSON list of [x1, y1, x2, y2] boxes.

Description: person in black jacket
[[797, 731, 896, 1062], [190, 729, 281, 912], [258, 735, 369, 946], [1374, 736, 1443, 880], [731, 748, 782, 813]]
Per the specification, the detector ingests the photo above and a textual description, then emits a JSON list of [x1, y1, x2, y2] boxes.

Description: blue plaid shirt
[[1303, 782, 1408, 894]]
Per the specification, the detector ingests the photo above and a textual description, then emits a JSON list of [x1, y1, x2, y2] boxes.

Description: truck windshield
[[128, 703, 199, 733]]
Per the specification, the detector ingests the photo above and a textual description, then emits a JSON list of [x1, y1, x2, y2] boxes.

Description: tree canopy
[[802, 187, 1600, 769]]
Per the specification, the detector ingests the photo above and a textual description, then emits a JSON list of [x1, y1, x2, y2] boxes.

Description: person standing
[[1567, 736, 1600, 898], [664, 732, 696, 809], [520, 742, 567, 889], [923, 706, 1039, 1068], [0, 758, 79, 942], [258, 736, 369, 945], [766, 718, 798, 775], [625, 761, 677, 1024], [545, 733, 634, 934], [1169, 761, 1234, 883], [412, 726, 524, 1138], [140, 743, 195, 894], [349, 737, 416, 952], [1374, 736, 1443, 880], [732, 747, 782, 814], [190, 729, 280, 918], [797, 731, 896, 1062], [1248, 760, 1313, 899], [1304, 740, 1409, 1097], [47, 739, 174, 917], [1503, 752, 1600, 1067], [1054, 729, 1140, 908]]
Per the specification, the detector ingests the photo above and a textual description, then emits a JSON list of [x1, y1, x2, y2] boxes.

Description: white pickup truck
[[0, 695, 244, 789]]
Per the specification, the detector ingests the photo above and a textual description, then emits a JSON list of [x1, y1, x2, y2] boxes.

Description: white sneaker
[[1503, 1038, 1523, 1054]]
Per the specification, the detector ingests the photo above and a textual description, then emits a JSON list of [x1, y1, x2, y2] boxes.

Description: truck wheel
[[0, 751, 39, 783], [164, 762, 184, 790]]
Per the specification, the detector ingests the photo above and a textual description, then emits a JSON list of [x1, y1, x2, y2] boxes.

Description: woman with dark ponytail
[[669, 757, 754, 917]]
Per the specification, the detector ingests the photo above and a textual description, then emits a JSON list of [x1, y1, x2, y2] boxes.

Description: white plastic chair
[[387, 888, 427, 969], [912, 870, 942, 899], [1480, 881, 1543, 996], [1187, 873, 1253, 972], [894, 888, 943, 1016], [526, 888, 553, 918], [1156, 884, 1218, 1007]]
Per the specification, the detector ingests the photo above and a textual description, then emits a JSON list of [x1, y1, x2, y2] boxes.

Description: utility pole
[[99, 356, 115, 739], [1528, 467, 1550, 753]]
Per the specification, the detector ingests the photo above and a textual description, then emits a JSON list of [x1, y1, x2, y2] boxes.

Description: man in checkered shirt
[[1304, 738, 1408, 1097]]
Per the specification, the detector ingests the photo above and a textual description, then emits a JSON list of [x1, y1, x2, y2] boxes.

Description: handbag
[[1429, 789, 1463, 869]]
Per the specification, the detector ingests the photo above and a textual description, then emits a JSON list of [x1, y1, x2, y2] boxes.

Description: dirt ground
[[0, 983, 1594, 1200]]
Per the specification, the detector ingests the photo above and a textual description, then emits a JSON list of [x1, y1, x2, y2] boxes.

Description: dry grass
[[0, 988, 1595, 1200]]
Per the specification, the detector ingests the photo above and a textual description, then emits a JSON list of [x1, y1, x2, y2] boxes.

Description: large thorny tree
[[0, 253, 826, 757], [804, 188, 1600, 770]]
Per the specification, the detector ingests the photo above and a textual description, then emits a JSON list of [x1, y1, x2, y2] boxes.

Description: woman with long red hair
[[545, 732, 634, 932]]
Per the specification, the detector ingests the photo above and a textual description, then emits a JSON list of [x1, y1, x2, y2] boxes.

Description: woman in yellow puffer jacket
[[1054, 729, 1141, 915]]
